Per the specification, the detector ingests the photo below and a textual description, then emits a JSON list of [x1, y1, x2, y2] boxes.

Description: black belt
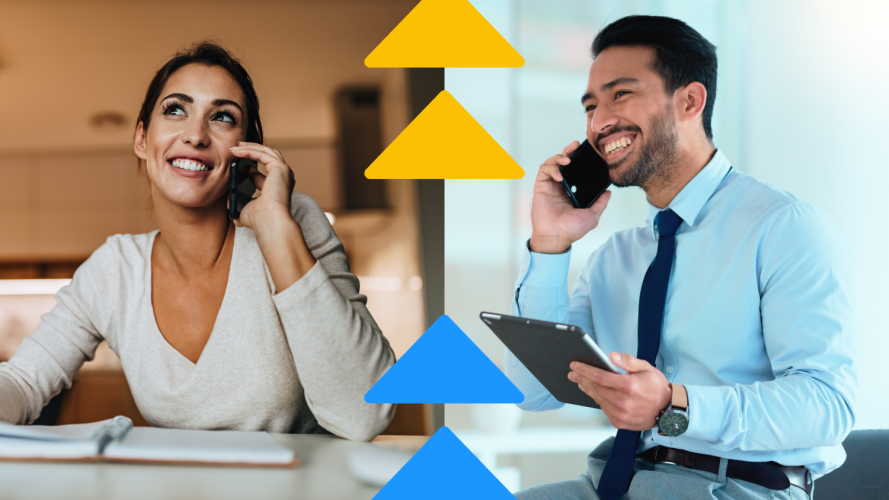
[[637, 446, 810, 494]]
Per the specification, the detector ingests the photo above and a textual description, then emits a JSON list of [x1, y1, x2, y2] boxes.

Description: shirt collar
[[645, 149, 732, 238]]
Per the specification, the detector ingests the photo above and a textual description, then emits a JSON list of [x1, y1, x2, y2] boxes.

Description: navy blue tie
[[597, 209, 683, 500]]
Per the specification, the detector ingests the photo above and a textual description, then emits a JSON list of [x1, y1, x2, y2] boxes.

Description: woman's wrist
[[251, 209, 317, 292], [250, 204, 295, 237]]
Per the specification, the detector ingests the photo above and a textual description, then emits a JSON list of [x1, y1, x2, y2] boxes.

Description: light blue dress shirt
[[506, 150, 857, 478]]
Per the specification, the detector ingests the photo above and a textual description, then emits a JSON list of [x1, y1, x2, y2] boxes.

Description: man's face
[[582, 46, 679, 188]]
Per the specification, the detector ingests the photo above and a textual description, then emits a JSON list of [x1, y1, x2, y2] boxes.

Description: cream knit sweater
[[0, 192, 395, 441]]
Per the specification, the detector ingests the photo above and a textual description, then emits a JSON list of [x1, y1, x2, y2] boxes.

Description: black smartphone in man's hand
[[559, 139, 612, 209], [229, 157, 258, 220]]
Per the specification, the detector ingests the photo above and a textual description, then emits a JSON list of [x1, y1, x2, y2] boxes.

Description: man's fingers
[[572, 373, 603, 403], [562, 141, 581, 156], [610, 352, 652, 373], [537, 163, 564, 183], [571, 372, 623, 409], [570, 361, 625, 390], [588, 190, 612, 216]]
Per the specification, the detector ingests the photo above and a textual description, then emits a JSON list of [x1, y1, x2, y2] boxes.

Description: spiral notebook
[[0, 416, 297, 467]]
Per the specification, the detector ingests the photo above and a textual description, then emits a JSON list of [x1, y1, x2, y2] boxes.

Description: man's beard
[[607, 107, 679, 188]]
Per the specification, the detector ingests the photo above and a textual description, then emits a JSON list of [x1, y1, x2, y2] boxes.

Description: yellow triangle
[[365, 0, 524, 68], [365, 91, 524, 179]]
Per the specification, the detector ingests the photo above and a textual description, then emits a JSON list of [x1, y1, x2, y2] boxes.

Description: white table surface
[[454, 426, 618, 492], [455, 426, 617, 465], [0, 433, 414, 500]]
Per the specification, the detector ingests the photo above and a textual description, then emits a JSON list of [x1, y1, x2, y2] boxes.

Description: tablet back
[[481, 312, 617, 409]]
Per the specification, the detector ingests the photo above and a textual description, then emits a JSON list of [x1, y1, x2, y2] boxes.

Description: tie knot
[[656, 209, 683, 237]]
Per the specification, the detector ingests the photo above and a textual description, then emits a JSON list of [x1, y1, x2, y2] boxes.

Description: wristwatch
[[657, 384, 689, 437]]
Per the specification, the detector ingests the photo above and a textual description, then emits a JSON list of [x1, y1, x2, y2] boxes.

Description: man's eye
[[585, 105, 597, 112], [615, 91, 629, 99]]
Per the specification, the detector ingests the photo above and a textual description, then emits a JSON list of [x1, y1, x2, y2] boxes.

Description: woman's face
[[134, 63, 247, 210]]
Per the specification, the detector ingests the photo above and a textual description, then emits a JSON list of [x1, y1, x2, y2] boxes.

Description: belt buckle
[[653, 447, 679, 467]]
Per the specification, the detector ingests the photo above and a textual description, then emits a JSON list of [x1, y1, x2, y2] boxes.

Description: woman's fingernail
[[568, 373, 576, 382], [614, 353, 622, 361]]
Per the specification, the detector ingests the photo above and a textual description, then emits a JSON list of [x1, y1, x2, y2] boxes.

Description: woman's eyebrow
[[161, 93, 192, 103], [160, 93, 242, 113], [213, 99, 243, 113]]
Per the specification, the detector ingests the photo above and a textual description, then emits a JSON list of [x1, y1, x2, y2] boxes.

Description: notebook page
[[0, 420, 109, 442], [0, 436, 99, 459], [103, 428, 295, 465]]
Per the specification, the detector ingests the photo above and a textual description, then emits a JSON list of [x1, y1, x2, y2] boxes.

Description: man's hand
[[568, 352, 672, 431], [529, 141, 612, 254]]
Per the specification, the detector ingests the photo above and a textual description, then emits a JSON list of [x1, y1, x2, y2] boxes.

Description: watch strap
[[671, 383, 688, 411]]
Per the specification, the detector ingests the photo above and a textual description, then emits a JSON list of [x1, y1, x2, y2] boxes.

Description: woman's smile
[[167, 153, 216, 178]]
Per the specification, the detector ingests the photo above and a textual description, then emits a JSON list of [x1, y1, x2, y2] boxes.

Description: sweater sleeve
[[270, 192, 396, 441], [0, 243, 114, 424]]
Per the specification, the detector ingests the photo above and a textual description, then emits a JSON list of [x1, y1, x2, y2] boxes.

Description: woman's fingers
[[229, 143, 287, 172], [247, 164, 266, 191], [234, 142, 283, 158], [229, 148, 279, 169]]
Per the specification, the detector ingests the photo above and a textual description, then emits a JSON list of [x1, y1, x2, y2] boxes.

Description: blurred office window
[[446, 0, 889, 491]]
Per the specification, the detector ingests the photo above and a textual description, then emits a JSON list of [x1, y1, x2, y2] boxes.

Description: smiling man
[[507, 15, 856, 500]]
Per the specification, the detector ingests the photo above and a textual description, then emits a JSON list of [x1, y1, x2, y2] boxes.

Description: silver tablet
[[480, 312, 619, 409]]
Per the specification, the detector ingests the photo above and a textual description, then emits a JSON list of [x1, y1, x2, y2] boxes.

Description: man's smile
[[600, 133, 637, 161]]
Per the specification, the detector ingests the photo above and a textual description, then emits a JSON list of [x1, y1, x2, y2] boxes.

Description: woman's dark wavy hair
[[135, 42, 263, 168]]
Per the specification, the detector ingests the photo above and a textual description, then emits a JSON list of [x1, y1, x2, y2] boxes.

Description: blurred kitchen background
[[446, 0, 889, 492], [0, 0, 443, 436]]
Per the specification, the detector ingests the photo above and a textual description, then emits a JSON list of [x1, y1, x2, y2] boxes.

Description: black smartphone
[[559, 139, 612, 209], [229, 157, 258, 220]]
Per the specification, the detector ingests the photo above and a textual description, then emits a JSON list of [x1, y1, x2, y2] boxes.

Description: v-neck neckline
[[145, 227, 239, 368]]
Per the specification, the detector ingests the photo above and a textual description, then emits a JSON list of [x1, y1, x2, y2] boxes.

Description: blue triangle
[[373, 426, 515, 500], [365, 315, 523, 403]]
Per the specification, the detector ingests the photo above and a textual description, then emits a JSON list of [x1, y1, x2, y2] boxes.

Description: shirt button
[[666, 366, 674, 373]]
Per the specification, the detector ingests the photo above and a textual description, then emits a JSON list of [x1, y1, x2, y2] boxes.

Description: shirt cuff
[[523, 247, 572, 288], [271, 260, 328, 311], [683, 384, 730, 442]]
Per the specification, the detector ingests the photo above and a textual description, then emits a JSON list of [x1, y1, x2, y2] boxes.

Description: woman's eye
[[213, 112, 236, 124], [163, 103, 185, 116]]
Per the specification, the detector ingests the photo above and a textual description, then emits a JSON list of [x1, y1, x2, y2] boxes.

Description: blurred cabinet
[[0, 142, 345, 261], [52, 370, 431, 436], [57, 370, 150, 427], [335, 88, 387, 210], [0, 154, 155, 260]]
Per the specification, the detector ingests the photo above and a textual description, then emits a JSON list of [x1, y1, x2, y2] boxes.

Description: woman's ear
[[134, 121, 148, 160]]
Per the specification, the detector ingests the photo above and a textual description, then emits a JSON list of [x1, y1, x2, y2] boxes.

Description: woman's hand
[[228, 142, 295, 232], [228, 142, 316, 291]]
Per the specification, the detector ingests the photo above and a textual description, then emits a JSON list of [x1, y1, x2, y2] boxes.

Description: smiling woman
[[0, 42, 396, 441]]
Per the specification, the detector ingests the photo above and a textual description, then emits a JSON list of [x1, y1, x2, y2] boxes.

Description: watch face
[[658, 410, 689, 437]]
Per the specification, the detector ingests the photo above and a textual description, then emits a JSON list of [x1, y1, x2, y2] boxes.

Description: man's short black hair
[[592, 15, 717, 139]]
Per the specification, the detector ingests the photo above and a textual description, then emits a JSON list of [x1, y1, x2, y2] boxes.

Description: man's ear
[[134, 121, 148, 160], [675, 82, 707, 124]]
